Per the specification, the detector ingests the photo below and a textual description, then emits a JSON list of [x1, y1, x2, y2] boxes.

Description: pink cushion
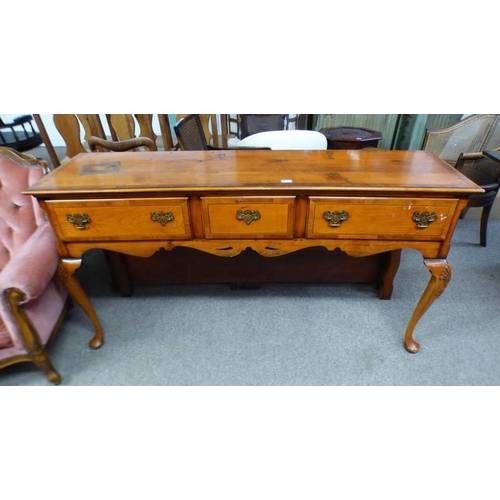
[[0, 155, 45, 272], [0, 319, 13, 349], [0, 151, 67, 355]]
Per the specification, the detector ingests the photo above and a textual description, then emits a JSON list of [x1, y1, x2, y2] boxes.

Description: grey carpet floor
[[2, 218, 500, 386]]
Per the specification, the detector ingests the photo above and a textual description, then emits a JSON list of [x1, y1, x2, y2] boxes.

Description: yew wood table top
[[30, 149, 479, 196], [27, 149, 483, 355]]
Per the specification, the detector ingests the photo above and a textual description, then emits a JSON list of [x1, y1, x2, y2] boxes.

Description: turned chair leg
[[480, 203, 494, 247]]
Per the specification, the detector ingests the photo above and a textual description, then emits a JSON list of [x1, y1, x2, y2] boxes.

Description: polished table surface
[[27, 149, 483, 354]]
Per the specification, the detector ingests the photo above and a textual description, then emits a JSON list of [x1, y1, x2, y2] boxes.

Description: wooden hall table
[[26, 149, 483, 354]]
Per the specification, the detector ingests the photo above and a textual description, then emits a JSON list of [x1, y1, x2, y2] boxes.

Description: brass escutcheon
[[66, 213, 91, 230], [151, 211, 175, 226], [236, 209, 261, 225], [323, 210, 349, 227], [412, 211, 437, 228]]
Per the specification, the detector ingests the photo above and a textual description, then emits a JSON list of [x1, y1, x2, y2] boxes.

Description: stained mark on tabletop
[[80, 162, 121, 175]]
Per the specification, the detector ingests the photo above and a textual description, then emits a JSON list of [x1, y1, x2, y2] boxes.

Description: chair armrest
[[13, 115, 34, 125], [0, 224, 59, 305], [88, 136, 156, 152], [479, 183, 499, 192], [455, 152, 486, 171], [457, 152, 485, 162]]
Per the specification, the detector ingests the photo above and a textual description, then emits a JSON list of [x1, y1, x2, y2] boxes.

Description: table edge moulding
[[26, 149, 483, 354]]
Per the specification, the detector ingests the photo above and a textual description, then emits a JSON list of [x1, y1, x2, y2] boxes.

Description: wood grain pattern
[[46, 198, 191, 241], [53, 114, 86, 158], [201, 196, 295, 239], [307, 197, 458, 240], [27, 150, 482, 195]]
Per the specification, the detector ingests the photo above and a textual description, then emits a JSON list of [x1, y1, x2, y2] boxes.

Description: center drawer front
[[201, 197, 295, 239], [307, 197, 459, 240], [45, 198, 191, 241]]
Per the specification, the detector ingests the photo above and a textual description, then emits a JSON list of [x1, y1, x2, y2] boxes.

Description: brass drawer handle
[[67, 213, 91, 230], [323, 210, 349, 227], [412, 211, 437, 228], [151, 211, 175, 226], [236, 209, 261, 225]]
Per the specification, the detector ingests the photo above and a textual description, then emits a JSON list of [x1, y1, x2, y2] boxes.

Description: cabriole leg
[[58, 258, 104, 349], [404, 259, 452, 353]]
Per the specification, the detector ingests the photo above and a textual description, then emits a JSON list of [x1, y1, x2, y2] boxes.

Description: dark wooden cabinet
[[320, 126, 383, 149]]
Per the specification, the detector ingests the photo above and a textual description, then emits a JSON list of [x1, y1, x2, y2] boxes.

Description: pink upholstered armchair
[[0, 147, 68, 384]]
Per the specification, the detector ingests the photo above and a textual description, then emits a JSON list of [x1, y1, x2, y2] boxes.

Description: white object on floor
[[236, 130, 328, 150]]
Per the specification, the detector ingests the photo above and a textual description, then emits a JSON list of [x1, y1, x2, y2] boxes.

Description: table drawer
[[45, 198, 191, 241], [201, 197, 295, 239], [307, 197, 459, 240]]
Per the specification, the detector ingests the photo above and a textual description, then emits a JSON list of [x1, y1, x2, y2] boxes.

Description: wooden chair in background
[[238, 114, 287, 139], [422, 114, 500, 166], [421, 114, 500, 246], [32, 114, 175, 168], [105, 114, 176, 151], [0, 115, 43, 152], [454, 147, 500, 247], [174, 114, 215, 150], [226, 115, 303, 140], [174, 114, 233, 148], [33, 114, 236, 166], [174, 115, 273, 152], [88, 136, 156, 152], [33, 114, 107, 167]]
